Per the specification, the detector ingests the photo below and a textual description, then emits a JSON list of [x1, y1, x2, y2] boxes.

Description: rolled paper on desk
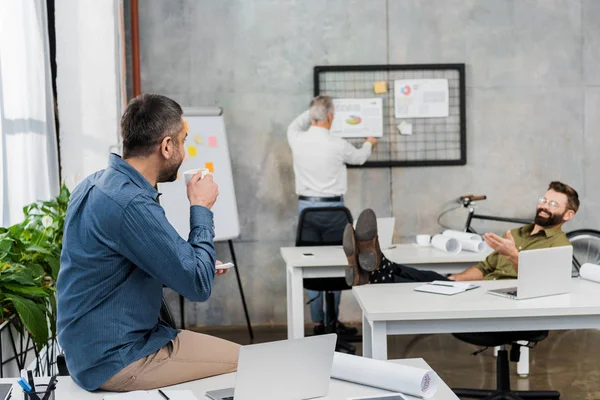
[[442, 229, 482, 242], [580, 263, 600, 283], [331, 352, 439, 398], [431, 234, 462, 254], [459, 239, 487, 253]]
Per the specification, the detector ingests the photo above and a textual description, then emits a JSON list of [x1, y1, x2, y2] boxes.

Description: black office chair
[[452, 331, 560, 400], [56, 297, 176, 377], [296, 206, 357, 354]]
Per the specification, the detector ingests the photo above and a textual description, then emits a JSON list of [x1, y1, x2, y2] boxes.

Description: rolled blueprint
[[580, 263, 600, 284], [331, 352, 439, 399], [460, 239, 487, 253], [442, 229, 482, 242], [431, 234, 462, 254]]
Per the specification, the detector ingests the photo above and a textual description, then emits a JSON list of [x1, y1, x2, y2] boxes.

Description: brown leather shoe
[[354, 209, 382, 272], [343, 223, 370, 286]]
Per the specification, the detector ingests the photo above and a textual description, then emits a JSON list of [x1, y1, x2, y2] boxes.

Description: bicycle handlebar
[[460, 194, 487, 201]]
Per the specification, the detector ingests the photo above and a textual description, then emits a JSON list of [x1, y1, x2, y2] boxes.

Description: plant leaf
[[4, 284, 50, 298], [8, 294, 48, 349]]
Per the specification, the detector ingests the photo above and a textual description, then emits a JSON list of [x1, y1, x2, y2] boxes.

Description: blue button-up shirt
[[57, 154, 217, 390]]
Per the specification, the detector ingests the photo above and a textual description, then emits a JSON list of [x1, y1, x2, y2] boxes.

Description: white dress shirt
[[287, 111, 372, 197]]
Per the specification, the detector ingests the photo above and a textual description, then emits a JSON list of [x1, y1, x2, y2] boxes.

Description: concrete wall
[[137, 0, 598, 326]]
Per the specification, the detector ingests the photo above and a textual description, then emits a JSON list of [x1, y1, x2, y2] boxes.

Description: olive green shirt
[[475, 224, 571, 280]]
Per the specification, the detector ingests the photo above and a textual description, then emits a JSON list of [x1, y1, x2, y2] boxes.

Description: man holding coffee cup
[[56, 94, 239, 392], [287, 95, 377, 336]]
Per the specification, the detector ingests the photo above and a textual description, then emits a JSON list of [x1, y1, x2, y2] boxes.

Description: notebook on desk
[[104, 390, 197, 400], [415, 281, 480, 295]]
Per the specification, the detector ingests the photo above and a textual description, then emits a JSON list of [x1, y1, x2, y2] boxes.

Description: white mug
[[184, 168, 210, 185], [416, 234, 431, 246]]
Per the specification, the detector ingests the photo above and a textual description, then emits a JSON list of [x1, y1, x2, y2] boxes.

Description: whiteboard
[[158, 108, 240, 241]]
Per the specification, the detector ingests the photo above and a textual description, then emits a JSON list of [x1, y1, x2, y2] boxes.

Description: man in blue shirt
[[56, 94, 239, 391]]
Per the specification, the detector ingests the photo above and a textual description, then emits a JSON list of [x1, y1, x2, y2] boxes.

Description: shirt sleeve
[[474, 251, 499, 275], [287, 110, 311, 148], [342, 140, 373, 165], [119, 195, 216, 302]]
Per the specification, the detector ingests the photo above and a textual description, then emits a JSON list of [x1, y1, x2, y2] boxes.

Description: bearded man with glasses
[[343, 181, 579, 285]]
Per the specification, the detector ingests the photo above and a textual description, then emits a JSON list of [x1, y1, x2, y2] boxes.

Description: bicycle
[[452, 194, 600, 276]]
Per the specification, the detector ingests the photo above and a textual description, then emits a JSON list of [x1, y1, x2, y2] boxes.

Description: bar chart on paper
[[158, 107, 240, 241]]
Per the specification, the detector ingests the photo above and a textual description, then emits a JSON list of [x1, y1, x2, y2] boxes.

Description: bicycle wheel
[[566, 229, 600, 276]]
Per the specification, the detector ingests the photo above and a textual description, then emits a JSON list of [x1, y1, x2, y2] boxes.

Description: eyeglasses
[[538, 197, 560, 209]]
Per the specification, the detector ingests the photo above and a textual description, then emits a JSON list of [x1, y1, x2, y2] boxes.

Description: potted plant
[[0, 184, 70, 350]]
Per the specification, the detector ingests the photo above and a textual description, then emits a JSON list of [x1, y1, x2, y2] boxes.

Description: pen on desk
[[17, 378, 32, 393], [158, 389, 170, 400]]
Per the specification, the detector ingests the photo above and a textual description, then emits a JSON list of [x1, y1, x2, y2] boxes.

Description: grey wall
[[137, 0, 600, 326]]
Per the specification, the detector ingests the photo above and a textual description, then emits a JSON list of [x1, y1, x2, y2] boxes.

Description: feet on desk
[[343, 209, 383, 286]]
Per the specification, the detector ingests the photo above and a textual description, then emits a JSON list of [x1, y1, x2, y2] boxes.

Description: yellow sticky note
[[373, 81, 387, 94], [187, 145, 197, 157], [194, 134, 203, 144], [205, 162, 214, 172], [183, 120, 189, 132]]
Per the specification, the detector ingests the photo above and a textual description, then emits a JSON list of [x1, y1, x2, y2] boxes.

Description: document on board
[[330, 98, 383, 138], [414, 281, 480, 295], [394, 79, 449, 118]]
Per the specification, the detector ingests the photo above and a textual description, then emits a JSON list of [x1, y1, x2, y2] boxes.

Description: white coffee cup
[[184, 168, 210, 185], [416, 234, 431, 246]]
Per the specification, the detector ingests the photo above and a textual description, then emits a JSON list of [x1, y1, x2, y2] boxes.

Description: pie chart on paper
[[345, 115, 362, 125]]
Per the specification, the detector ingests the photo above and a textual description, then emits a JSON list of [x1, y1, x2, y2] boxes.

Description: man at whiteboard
[[287, 95, 377, 336], [57, 94, 239, 392]]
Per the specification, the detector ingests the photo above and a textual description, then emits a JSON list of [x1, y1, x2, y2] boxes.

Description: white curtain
[[0, 0, 60, 227]]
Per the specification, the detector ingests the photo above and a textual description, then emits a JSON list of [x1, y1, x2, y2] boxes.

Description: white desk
[[0, 358, 458, 400], [353, 278, 600, 361], [281, 244, 490, 339]]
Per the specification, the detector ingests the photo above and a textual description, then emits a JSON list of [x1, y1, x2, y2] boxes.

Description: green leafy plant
[[0, 184, 70, 349]]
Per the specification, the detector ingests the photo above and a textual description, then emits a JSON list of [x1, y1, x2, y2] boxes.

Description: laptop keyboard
[[223, 397, 234, 400], [507, 290, 517, 297]]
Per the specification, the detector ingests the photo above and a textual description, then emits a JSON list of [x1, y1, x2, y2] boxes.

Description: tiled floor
[[193, 325, 600, 400]]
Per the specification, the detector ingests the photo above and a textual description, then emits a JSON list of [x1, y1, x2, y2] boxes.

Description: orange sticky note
[[205, 162, 214, 172], [187, 145, 197, 157], [193, 134, 203, 144], [373, 81, 387, 94], [208, 136, 217, 147]]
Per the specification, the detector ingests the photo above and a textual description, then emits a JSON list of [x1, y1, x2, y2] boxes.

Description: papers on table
[[415, 281, 481, 296]]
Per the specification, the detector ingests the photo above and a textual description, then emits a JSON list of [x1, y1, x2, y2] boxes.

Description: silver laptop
[[488, 246, 573, 300], [354, 217, 395, 249], [206, 334, 337, 400]]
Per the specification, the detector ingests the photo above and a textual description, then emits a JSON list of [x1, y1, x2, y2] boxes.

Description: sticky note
[[194, 134, 203, 144], [187, 145, 197, 156], [183, 120, 189, 132], [205, 162, 214, 173], [374, 81, 387, 94], [208, 136, 217, 147], [397, 121, 413, 135]]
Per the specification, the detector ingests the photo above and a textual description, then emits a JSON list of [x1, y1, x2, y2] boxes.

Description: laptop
[[487, 246, 573, 300], [354, 217, 395, 249], [206, 334, 337, 400]]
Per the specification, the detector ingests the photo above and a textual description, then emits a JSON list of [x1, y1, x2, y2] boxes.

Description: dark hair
[[548, 181, 579, 213], [120, 94, 184, 158]]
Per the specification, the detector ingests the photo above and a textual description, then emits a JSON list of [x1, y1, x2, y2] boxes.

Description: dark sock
[[369, 255, 395, 283]]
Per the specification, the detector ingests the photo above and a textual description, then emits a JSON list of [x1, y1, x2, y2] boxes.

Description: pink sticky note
[[208, 136, 218, 147]]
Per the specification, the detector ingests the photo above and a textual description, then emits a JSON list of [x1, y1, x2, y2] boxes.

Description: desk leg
[[362, 314, 372, 358], [371, 321, 388, 360], [287, 265, 305, 339], [517, 342, 530, 377]]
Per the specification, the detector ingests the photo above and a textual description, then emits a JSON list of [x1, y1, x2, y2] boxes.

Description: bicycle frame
[[464, 207, 534, 234]]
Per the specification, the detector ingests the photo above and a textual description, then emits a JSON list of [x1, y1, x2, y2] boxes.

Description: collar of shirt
[[108, 153, 161, 202], [521, 223, 563, 238], [306, 125, 330, 135]]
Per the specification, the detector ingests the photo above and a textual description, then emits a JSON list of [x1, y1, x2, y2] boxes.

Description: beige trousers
[[99, 330, 240, 392]]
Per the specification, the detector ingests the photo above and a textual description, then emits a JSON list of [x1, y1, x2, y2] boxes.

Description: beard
[[534, 207, 565, 227], [157, 148, 183, 183]]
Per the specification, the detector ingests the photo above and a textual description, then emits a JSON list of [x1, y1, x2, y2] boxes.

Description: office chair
[[56, 297, 177, 377], [452, 331, 560, 400], [296, 206, 358, 354]]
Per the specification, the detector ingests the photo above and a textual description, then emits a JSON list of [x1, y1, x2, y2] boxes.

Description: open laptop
[[354, 217, 395, 249], [206, 334, 337, 400], [487, 246, 573, 300]]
